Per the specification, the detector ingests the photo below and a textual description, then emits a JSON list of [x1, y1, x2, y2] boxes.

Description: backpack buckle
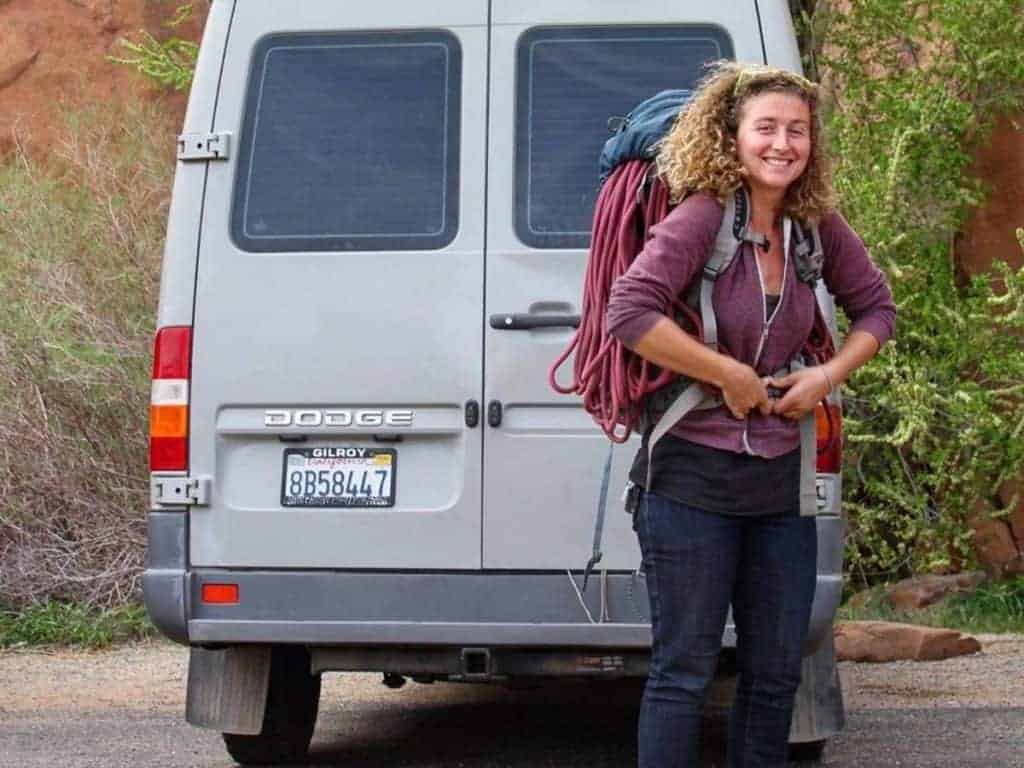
[[607, 115, 628, 133], [739, 227, 769, 249]]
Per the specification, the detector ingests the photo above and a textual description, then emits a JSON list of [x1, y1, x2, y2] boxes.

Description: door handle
[[465, 400, 480, 428], [489, 313, 580, 330], [487, 400, 503, 427]]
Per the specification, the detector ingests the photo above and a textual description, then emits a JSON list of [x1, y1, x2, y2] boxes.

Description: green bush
[[817, 0, 1024, 580], [109, 3, 198, 91], [0, 103, 172, 610]]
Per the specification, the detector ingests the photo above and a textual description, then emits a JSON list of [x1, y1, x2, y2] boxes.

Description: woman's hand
[[769, 366, 831, 420], [721, 359, 773, 420]]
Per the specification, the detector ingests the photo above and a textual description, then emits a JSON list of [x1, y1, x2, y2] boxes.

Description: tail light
[[815, 401, 842, 473], [150, 326, 192, 471]]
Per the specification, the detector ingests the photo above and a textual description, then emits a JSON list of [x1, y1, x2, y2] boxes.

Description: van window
[[232, 30, 461, 253], [515, 26, 733, 250]]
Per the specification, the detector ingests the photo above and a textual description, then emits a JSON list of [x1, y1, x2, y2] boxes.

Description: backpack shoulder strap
[[792, 218, 825, 285], [646, 189, 750, 484], [688, 187, 765, 351]]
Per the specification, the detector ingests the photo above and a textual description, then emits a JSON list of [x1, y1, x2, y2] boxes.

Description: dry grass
[[0, 102, 174, 610]]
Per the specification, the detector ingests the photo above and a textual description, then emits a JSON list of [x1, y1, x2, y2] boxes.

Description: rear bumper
[[143, 511, 844, 650], [192, 618, 652, 647]]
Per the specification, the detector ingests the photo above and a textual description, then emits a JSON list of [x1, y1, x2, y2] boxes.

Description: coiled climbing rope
[[548, 159, 836, 444]]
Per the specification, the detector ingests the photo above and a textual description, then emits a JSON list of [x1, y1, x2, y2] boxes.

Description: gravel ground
[[0, 634, 1021, 767], [840, 634, 1024, 709]]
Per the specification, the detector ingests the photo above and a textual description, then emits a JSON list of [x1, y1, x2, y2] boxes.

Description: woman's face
[[735, 90, 812, 199]]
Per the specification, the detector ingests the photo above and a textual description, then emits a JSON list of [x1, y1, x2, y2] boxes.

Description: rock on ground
[[835, 621, 982, 663], [886, 571, 986, 610]]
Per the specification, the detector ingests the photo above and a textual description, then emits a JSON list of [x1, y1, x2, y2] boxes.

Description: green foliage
[[819, 0, 1024, 580], [109, 4, 198, 91], [942, 576, 1024, 633], [0, 602, 155, 648], [839, 577, 1024, 634], [788, 0, 831, 81]]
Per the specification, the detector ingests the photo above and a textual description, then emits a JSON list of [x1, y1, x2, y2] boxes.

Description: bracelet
[[820, 365, 835, 395]]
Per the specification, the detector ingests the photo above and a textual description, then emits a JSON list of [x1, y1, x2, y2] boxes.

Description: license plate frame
[[280, 447, 396, 508]]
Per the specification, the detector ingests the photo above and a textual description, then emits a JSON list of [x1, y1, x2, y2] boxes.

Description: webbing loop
[[581, 440, 614, 592]]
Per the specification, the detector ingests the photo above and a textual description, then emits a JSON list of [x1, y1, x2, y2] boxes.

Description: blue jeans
[[635, 492, 817, 768]]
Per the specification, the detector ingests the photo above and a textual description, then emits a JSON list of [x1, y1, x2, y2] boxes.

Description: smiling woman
[[605, 61, 896, 768]]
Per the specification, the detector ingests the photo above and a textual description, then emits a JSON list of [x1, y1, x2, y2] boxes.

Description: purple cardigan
[[606, 192, 896, 458]]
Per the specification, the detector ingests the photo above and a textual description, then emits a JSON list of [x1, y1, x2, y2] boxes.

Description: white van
[[144, 1, 846, 764]]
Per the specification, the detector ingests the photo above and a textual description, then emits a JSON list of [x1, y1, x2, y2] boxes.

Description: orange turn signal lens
[[202, 583, 240, 605], [150, 404, 188, 438]]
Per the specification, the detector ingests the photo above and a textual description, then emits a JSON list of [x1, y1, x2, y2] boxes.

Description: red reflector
[[202, 583, 240, 605], [150, 436, 188, 472], [815, 403, 843, 474], [152, 326, 193, 380]]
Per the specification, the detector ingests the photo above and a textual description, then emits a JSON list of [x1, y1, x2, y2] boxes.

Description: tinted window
[[233, 30, 461, 252], [516, 26, 732, 249]]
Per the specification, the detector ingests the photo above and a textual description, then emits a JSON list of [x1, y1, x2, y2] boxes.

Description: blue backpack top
[[598, 89, 692, 184]]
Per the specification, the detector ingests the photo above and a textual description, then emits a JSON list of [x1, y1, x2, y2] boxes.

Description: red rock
[[959, 117, 1024, 276], [0, 24, 39, 91], [835, 621, 982, 662], [886, 572, 986, 610], [970, 507, 1024, 578]]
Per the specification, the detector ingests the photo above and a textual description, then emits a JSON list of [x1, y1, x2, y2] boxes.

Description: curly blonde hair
[[656, 61, 837, 222]]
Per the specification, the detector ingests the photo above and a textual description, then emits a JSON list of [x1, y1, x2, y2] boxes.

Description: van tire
[[788, 739, 827, 764], [222, 646, 321, 766]]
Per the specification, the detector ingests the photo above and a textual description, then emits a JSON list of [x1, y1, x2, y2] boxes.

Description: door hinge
[[151, 475, 212, 507], [177, 131, 232, 162]]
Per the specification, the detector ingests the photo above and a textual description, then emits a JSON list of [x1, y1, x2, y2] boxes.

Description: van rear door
[[188, 2, 487, 569], [482, 3, 760, 569]]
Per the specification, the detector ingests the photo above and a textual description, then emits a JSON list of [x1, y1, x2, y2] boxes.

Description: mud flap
[[185, 646, 271, 735], [789, 630, 845, 744]]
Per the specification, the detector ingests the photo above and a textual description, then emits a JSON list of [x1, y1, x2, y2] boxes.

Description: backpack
[[548, 90, 835, 587], [598, 89, 693, 184]]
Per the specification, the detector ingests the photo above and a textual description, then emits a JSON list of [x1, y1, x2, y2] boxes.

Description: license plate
[[281, 448, 396, 507]]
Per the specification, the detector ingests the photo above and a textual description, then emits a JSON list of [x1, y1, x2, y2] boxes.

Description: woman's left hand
[[768, 366, 831, 420]]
